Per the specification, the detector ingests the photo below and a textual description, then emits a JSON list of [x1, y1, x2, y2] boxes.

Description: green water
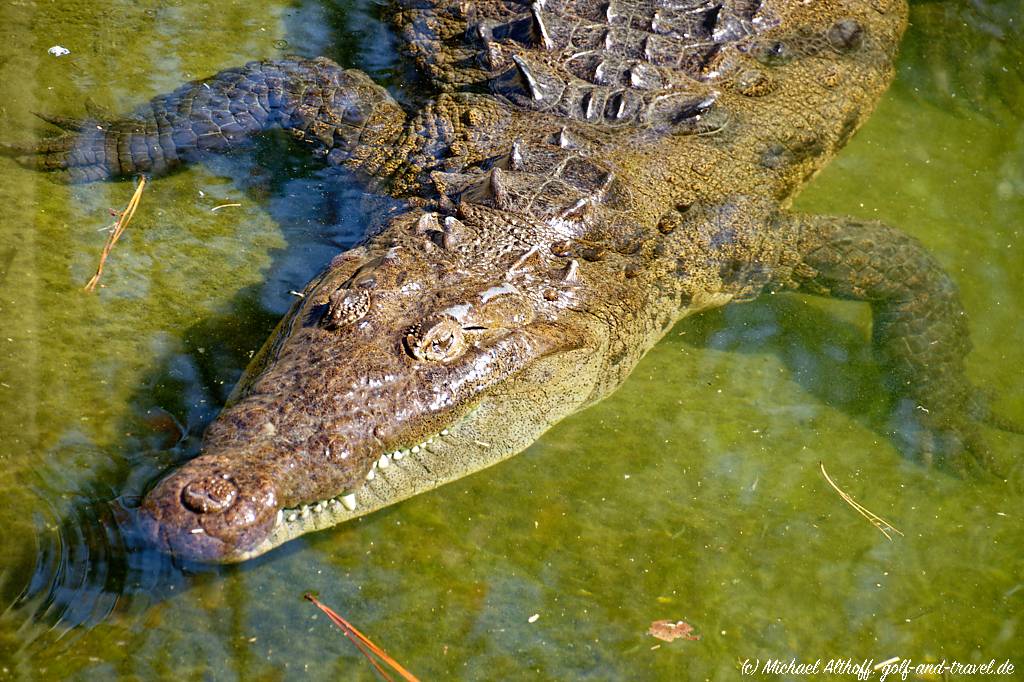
[[0, 0, 1021, 679]]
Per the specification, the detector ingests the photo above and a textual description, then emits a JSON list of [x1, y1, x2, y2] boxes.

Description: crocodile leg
[[1, 57, 405, 183], [778, 213, 1003, 472]]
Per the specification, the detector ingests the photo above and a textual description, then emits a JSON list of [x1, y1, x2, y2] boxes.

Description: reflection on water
[[0, 0, 1021, 678]]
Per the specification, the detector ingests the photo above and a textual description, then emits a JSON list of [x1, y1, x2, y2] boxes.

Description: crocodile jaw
[[231, 406, 520, 561], [137, 323, 602, 563]]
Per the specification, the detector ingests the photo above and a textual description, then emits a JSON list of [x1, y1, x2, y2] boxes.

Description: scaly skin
[[5, 0, 1011, 562]]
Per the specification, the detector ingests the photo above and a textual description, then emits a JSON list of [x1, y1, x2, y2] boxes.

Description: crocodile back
[[397, 0, 903, 128], [393, 0, 906, 236], [397, 0, 907, 205], [399, 0, 757, 125]]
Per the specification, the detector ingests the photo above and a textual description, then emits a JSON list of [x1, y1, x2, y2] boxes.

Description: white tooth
[[341, 493, 357, 511], [394, 450, 405, 460], [441, 429, 450, 436], [366, 468, 376, 480], [276, 510, 283, 525], [314, 503, 324, 513], [427, 437, 434, 444], [287, 512, 297, 522], [330, 498, 340, 506], [378, 454, 391, 469], [300, 505, 310, 518], [411, 445, 420, 454]]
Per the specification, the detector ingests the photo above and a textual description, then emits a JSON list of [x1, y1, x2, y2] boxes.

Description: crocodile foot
[[889, 391, 1021, 476]]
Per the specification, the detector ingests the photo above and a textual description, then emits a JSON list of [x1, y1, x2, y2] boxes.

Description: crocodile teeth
[[562, 259, 580, 283], [394, 450, 405, 460], [287, 512, 297, 522], [300, 505, 310, 518], [441, 429, 450, 436], [378, 454, 391, 468], [366, 468, 376, 480], [276, 510, 283, 525], [314, 502, 324, 513], [411, 445, 421, 454], [340, 493, 357, 511]]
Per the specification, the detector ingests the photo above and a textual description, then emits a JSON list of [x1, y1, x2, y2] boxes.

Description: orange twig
[[84, 175, 147, 292], [304, 592, 420, 682]]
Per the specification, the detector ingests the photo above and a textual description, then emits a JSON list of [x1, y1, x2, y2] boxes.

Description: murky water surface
[[0, 0, 1021, 678]]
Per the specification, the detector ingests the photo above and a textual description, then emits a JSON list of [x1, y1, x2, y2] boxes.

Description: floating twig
[[819, 462, 903, 541], [210, 202, 241, 212], [304, 592, 420, 682], [83, 175, 147, 292]]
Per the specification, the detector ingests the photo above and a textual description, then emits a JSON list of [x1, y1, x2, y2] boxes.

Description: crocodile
[[5, 0, 1012, 562]]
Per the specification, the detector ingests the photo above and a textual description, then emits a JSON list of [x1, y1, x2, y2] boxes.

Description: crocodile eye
[[750, 39, 792, 65], [404, 317, 467, 363], [322, 289, 370, 329]]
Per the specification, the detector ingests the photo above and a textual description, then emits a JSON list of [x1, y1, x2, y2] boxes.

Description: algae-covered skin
[[5, 0, 1016, 563]]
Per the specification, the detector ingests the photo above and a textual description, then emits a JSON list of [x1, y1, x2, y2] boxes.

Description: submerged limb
[[1, 58, 406, 183], [777, 212, 1010, 472]]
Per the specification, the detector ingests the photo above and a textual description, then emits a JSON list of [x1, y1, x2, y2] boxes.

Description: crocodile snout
[[137, 459, 279, 562]]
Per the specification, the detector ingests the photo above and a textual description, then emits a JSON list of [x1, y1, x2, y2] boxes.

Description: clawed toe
[[32, 111, 90, 132]]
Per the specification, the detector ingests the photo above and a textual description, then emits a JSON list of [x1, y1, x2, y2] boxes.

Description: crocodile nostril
[[181, 475, 239, 513]]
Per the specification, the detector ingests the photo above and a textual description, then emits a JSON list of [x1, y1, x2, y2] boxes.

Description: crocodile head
[[136, 205, 605, 562]]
